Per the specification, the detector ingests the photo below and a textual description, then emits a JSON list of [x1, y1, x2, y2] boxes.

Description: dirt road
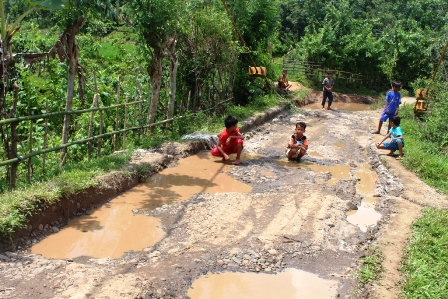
[[1, 92, 447, 299]]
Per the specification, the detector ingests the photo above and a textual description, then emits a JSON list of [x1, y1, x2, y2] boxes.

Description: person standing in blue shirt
[[373, 81, 402, 134], [376, 116, 405, 160]]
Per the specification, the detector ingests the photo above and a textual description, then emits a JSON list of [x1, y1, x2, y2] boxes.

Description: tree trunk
[[58, 17, 85, 164], [166, 35, 178, 124], [146, 46, 164, 133], [60, 53, 77, 163]]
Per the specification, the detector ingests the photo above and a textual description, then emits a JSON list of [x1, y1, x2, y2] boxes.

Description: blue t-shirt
[[383, 90, 401, 115], [389, 126, 403, 139]]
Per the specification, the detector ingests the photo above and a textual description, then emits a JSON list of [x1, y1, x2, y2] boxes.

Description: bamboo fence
[[0, 79, 233, 190]]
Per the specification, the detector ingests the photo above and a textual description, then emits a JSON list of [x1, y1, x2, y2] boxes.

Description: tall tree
[[50, 0, 117, 163], [125, 0, 181, 130]]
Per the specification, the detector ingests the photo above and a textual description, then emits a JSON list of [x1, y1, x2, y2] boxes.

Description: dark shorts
[[383, 139, 404, 150]]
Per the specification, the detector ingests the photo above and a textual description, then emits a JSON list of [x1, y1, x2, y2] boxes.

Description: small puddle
[[32, 153, 252, 259], [334, 142, 346, 148], [187, 268, 339, 299], [275, 161, 351, 186], [346, 202, 381, 232], [304, 102, 371, 111], [346, 164, 381, 232], [306, 164, 351, 186]]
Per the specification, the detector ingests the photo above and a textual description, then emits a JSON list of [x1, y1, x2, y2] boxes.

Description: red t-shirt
[[219, 128, 243, 150]]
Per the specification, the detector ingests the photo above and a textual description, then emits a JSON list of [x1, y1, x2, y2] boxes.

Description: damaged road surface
[[0, 103, 414, 299]]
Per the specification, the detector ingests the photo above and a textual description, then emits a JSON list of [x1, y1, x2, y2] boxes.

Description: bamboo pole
[[114, 75, 120, 152], [0, 101, 144, 125], [43, 100, 48, 174], [8, 83, 19, 190], [27, 112, 33, 184], [98, 109, 103, 157], [123, 96, 128, 150], [88, 72, 99, 159], [138, 83, 143, 141]]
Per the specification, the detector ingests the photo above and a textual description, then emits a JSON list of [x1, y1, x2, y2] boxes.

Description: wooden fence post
[[43, 100, 48, 174], [138, 84, 143, 141], [88, 72, 99, 159], [27, 112, 33, 184], [8, 83, 19, 190], [98, 109, 103, 157], [114, 76, 120, 152], [123, 96, 128, 150]]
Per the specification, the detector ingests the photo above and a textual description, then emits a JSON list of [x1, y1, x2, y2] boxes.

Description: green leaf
[[31, 157, 42, 166], [32, 0, 69, 10]]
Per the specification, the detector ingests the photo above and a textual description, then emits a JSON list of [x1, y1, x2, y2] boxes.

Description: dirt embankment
[[1, 88, 448, 299]]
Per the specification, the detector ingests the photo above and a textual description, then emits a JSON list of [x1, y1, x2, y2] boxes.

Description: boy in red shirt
[[211, 115, 244, 165]]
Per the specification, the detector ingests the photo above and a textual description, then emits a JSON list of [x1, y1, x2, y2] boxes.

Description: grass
[[357, 246, 384, 284], [401, 207, 448, 298], [0, 152, 133, 241], [399, 105, 448, 194]]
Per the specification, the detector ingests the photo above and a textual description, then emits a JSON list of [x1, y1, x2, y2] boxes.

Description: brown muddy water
[[187, 268, 339, 299], [31, 153, 252, 259], [304, 102, 371, 111], [276, 159, 381, 232], [347, 163, 381, 232]]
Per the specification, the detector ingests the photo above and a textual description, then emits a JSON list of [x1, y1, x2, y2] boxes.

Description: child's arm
[[216, 140, 230, 160], [227, 132, 244, 140], [376, 132, 391, 146]]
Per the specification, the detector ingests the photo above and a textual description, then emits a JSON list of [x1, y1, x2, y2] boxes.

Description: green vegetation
[[399, 105, 448, 194], [401, 208, 448, 298], [357, 246, 384, 284]]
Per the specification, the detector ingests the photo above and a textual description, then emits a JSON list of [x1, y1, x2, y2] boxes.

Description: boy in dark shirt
[[286, 122, 308, 162]]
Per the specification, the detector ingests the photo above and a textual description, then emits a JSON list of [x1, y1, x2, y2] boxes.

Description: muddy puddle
[[276, 160, 351, 186], [304, 102, 371, 111], [347, 163, 381, 232], [187, 268, 339, 299], [31, 153, 252, 259], [276, 159, 381, 232]]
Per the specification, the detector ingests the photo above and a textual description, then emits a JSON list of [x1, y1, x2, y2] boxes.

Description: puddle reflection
[[32, 152, 252, 259], [346, 164, 381, 232], [346, 202, 381, 232], [187, 268, 339, 299]]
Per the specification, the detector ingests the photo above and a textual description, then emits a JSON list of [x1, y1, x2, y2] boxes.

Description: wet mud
[[1, 94, 431, 299]]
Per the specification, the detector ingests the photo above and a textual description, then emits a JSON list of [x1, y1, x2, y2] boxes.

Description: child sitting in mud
[[286, 122, 308, 162], [376, 116, 404, 160], [211, 115, 244, 165]]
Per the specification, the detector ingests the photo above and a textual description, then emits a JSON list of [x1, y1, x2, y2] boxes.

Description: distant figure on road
[[211, 115, 244, 165], [322, 70, 334, 110], [286, 122, 308, 162], [376, 116, 405, 160], [277, 69, 292, 94], [373, 81, 402, 134]]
